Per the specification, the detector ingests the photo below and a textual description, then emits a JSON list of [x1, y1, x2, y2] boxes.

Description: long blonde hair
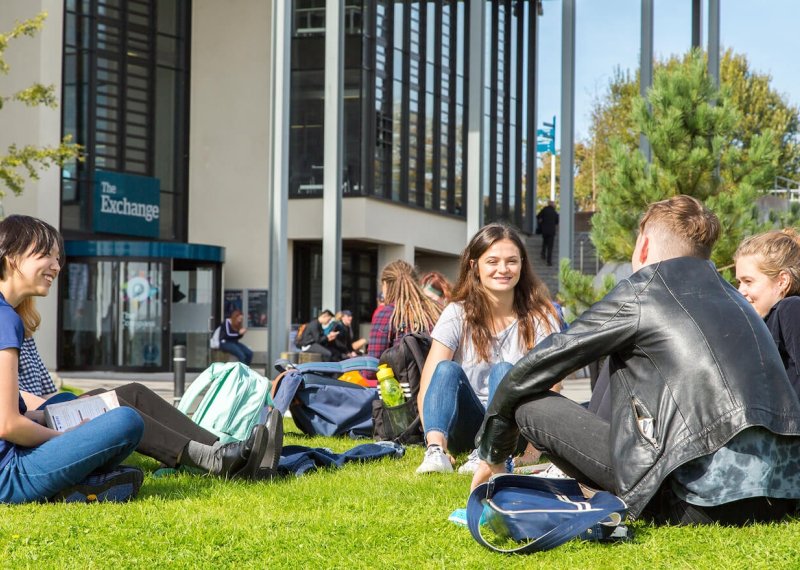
[[381, 260, 441, 334], [735, 228, 800, 297], [16, 298, 41, 338]]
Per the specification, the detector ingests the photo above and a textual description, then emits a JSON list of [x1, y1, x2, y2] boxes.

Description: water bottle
[[377, 364, 405, 407]]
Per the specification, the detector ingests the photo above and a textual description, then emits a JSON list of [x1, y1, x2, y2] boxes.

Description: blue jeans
[[423, 360, 513, 454], [219, 342, 253, 365], [0, 406, 144, 503]]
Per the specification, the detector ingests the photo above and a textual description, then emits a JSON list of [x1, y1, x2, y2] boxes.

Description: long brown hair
[[451, 223, 558, 362], [381, 260, 441, 334], [735, 228, 800, 297]]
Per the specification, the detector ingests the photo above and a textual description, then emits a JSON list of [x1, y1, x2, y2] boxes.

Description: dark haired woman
[[416, 223, 559, 474], [0, 215, 145, 503]]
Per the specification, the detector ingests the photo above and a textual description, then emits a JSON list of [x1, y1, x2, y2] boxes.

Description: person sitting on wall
[[217, 309, 253, 365], [296, 309, 339, 362]]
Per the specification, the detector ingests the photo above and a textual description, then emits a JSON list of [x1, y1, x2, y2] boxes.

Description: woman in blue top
[[0, 215, 145, 503]]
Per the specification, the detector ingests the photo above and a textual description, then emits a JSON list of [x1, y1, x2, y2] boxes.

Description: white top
[[431, 302, 557, 406]]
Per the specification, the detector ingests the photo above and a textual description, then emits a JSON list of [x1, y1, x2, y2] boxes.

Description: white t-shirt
[[431, 302, 557, 406]]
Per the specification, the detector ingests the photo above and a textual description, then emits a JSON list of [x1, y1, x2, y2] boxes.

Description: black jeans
[[85, 382, 218, 467], [540, 233, 555, 265], [515, 391, 796, 526]]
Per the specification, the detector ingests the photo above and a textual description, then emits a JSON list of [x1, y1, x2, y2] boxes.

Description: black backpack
[[372, 332, 432, 445]]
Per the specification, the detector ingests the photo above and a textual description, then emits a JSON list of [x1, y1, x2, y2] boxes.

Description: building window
[[292, 241, 377, 334], [61, 0, 191, 241]]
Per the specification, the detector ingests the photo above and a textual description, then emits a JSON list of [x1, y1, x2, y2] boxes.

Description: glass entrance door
[[61, 258, 169, 370], [171, 263, 218, 370]]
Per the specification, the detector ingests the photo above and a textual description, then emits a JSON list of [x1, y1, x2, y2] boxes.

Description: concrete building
[[1, 0, 544, 373]]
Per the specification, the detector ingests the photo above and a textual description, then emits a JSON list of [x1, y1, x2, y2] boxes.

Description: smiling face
[[475, 238, 522, 295], [735, 254, 788, 318], [9, 245, 61, 299]]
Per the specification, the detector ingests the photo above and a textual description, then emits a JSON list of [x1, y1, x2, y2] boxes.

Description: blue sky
[[537, 0, 800, 145]]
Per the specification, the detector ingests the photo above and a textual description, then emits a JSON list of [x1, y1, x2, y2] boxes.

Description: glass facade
[[292, 242, 378, 333], [61, 0, 191, 241], [289, 1, 537, 229]]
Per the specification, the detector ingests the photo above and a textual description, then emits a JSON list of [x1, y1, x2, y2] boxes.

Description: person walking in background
[[216, 309, 253, 365], [368, 261, 441, 360], [420, 271, 453, 308], [735, 228, 800, 397], [415, 223, 560, 474], [536, 200, 559, 266]]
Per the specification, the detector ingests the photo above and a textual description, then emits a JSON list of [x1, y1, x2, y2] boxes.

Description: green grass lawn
[[1, 418, 798, 569]]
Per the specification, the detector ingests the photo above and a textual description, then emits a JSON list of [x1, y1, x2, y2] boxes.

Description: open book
[[44, 392, 120, 432]]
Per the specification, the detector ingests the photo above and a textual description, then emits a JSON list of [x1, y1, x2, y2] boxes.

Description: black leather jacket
[[477, 257, 800, 518]]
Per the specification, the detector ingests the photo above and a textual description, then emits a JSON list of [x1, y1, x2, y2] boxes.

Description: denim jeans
[[0, 406, 144, 503], [423, 360, 513, 454], [219, 342, 254, 365]]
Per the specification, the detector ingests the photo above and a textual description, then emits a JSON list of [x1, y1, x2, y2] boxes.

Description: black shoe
[[256, 410, 284, 480], [213, 428, 263, 479], [50, 466, 144, 503], [231, 423, 270, 480]]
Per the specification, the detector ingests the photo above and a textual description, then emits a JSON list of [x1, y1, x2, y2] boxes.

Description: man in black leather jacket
[[472, 196, 800, 524]]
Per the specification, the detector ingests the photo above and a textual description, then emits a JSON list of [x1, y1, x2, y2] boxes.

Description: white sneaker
[[532, 463, 570, 479], [457, 449, 481, 474], [416, 445, 454, 474]]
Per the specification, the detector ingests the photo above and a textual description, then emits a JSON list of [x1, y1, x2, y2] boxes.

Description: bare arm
[[416, 339, 455, 428], [0, 349, 59, 446], [20, 390, 46, 410]]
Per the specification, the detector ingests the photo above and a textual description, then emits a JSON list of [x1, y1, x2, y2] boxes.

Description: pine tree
[[561, 50, 793, 310]]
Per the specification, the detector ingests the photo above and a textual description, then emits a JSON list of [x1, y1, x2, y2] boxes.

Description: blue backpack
[[177, 362, 272, 444], [271, 357, 379, 437]]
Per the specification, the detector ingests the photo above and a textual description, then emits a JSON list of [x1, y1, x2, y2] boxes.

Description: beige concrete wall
[[189, 0, 272, 354], [0, 1, 65, 368]]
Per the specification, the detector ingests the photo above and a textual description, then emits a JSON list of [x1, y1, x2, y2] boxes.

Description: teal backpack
[[177, 362, 273, 444]]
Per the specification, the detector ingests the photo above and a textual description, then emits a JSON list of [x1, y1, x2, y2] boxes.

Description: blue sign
[[94, 171, 160, 238]]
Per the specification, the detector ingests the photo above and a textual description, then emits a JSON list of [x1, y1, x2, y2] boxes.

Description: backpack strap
[[270, 369, 304, 415], [402, 335, 428, 376], [466, 475, 626, 554], [177, 362, 228, 414]]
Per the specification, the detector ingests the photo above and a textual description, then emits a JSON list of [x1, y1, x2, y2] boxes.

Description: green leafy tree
[[561, 49, 796, 309], [0, 12, 81, 198]]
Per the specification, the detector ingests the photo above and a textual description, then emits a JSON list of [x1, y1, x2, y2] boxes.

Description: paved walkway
[[55, 369, 593, 405]]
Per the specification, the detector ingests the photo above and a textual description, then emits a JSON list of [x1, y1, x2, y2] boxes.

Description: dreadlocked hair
[[381, 260, 441, 334], [451, 223, 559, 363]]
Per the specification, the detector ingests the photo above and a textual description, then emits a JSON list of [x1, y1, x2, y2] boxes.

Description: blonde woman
[[735, 228, 800, 396]]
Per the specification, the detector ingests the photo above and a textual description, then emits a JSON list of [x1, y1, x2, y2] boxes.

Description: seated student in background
[[472, 196, 800, 526], [296, 309, 339, 361], [0, 215, 144, 504], [217, 309, 253, 365], [419, 271, 452, 308], [333, 310, 366, 359], [368, 260, 441, 360], [415, 224, 560, 474], [735, 228, 800, 397]]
